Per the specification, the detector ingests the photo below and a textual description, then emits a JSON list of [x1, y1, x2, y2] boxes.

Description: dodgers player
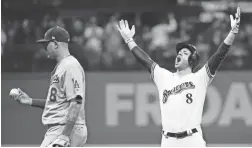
[[9, 26, 87, 147], [117, 8, 241, 146]]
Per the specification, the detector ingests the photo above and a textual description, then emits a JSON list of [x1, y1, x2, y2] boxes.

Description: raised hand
[[116, 20, 135, 43], [230, 7, 241, 34]]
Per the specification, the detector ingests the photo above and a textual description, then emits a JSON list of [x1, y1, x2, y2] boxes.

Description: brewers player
[[117, 8, 241, 146], [9, 26, 87, 147]]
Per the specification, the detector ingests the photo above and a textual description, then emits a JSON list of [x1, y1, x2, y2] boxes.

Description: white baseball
[[9, 88, 20, 99]]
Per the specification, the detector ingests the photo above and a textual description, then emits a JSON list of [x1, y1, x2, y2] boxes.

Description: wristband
[[127, 41, 137, 50], [29, 98, 33, 106], [125, 38, 134, 44]]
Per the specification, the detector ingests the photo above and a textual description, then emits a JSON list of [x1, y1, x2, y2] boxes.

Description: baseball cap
[[176, 42, 197, 54], [36, 26, 70, 43]]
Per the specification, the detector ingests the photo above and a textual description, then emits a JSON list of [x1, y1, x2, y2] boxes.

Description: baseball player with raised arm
[[9, 26, 87, 147], [117, 7, 241, 147]]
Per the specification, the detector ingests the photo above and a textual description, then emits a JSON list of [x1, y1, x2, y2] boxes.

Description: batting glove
[[230, 7, 241, 34], [116, 19, 135, 44], [48, 135, 70, 147]]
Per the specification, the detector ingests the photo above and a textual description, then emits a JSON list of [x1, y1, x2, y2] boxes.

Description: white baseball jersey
[[42, 55, 86, 125], [151, 62, 215, 133]]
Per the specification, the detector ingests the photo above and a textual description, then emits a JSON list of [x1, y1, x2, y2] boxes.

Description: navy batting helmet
[[176, 42, 200, 71]]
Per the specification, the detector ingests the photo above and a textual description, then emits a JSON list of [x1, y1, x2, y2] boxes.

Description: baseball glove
[[48, 135, 70, 147]]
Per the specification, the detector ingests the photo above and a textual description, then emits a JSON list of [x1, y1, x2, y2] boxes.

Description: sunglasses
[[43, 39, 57, 50]]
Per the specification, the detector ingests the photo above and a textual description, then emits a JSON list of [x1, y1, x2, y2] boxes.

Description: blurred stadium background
[[1, 0, 252, 146]]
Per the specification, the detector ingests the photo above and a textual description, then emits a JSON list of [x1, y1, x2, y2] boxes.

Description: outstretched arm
[[207, 7, 241, 76], [127, 41, 154, 72], [117, 20, 155, 72]]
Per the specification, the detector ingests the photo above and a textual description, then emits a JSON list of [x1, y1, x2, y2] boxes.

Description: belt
[[47, 123, 65, 129], [47, 123, 85, 129], [162, 128, 198, 139]]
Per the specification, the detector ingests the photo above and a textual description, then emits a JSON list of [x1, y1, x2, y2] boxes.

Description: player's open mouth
[[176, 57, 181, 63]]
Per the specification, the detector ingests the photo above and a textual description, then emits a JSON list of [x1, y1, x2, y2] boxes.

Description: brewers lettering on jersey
[[117, 7, 240, 147], [9, 26, 87, 147], [162, 81, 195, 104]]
